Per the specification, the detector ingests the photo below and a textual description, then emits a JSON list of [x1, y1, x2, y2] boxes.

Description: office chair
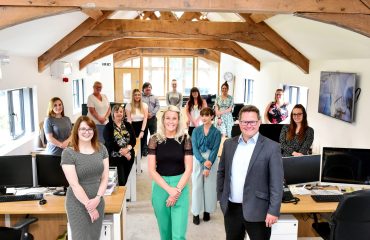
[[0, 217, 38, 240], [312, 189, 370, 240]]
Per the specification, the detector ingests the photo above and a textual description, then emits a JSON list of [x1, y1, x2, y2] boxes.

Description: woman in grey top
[[166, 79, 182, 109], [44, 97, 72, 155], [61, 116, 109, 240]]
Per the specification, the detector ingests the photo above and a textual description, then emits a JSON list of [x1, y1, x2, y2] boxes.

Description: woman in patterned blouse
[[103, 104, 136, 185], [279, 104, 314, 157]]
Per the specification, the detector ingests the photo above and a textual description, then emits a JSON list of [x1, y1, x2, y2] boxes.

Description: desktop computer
[[246, 214, 298, 240]]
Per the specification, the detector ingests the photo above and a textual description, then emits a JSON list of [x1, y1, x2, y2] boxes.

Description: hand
[[265, 214, 278, 227], [60, 140, 69, 149], [119, 147, 130, 156], [166, 196, 178, 207], [204, 160, 212, 169], [89, 209, 100, 223], [292, 151, 303, 157], [98, 116, 106, 124], [217, 118, 222, 126], [148, 113, 152, 118], [124, 152, 132, 160], [167, 186, 180, 199], [203, 169, 210, 177], [139, 131, 144, 139], [186, 120, 190, 127], [85, 197, 100, 212]]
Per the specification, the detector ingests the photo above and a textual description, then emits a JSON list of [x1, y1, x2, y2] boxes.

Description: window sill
[[0, 132, 36, 156]]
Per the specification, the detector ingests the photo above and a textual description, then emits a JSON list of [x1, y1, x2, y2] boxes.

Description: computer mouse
[[39, 198, 47, 205]]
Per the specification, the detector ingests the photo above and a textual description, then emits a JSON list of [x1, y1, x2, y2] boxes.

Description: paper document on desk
[[289, 186, 312, 195], [14, 187, 48, 195], [311, 189, 343, 195]]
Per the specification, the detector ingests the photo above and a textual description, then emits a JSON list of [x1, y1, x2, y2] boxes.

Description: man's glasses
[[239, 120, 258, 126], [78, 128, 94, 133], [292, 113, 303, 117]]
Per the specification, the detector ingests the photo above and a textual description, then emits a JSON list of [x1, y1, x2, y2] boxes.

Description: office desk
[[281, 195, 338, 237], [0, 186, 126, 240]]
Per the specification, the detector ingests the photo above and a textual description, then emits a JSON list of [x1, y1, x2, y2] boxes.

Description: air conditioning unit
[[50, 61, 72, 78], [86, 62, 100, 75]]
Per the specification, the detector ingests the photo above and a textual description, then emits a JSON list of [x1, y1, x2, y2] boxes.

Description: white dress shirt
[[229, 133, 259, 203]]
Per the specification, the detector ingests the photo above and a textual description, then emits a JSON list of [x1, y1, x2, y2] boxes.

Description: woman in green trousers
[[148, 105, 193, 240]]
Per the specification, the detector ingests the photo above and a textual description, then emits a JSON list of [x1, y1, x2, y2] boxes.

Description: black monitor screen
[[0, 155, 33, 188], [321, 147, 370, 185], [283, 155, 321, 185], [36, 154, 69, 187]]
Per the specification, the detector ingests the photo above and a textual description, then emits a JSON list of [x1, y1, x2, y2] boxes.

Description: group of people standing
[[43, 81, 314, 240]]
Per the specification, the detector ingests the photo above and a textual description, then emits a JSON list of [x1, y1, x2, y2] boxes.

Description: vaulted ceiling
[[0, 0, 369, 74]]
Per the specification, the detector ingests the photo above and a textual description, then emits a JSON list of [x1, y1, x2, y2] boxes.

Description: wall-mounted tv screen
[[318, 71, 356, 123]]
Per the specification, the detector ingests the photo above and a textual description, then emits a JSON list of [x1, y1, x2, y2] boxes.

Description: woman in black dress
[[103, 104, 136, 186]]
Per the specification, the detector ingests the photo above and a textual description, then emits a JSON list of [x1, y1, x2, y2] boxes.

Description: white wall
[[229, 55, 370, 152], [0, 55, 115, 155]]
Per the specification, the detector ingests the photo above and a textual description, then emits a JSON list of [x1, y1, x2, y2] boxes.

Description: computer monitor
[[321, 147, 370, 185], [35, 154, 69, 188], [232, 103, 244, 121], [0, 155, 34, 189], [231, 123, 286, 143], [283, 154, 321, 185]]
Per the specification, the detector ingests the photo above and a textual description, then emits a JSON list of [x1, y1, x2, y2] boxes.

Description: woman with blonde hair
[[44, 97, 72, 155], [125, 89, 148, 156], [264, 88, 289, 124], [148, 105, 193, 240], [61, 116, 109, 240]]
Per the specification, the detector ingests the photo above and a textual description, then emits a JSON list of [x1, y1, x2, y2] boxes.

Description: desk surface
[[0, 186, 126, 215], [281, 195, 338, 213]]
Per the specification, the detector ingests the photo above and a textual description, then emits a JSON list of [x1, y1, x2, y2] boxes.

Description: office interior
[[1, 3, 370, 239]]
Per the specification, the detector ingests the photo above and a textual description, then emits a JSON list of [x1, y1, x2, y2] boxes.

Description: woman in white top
[[186, 87, 207, 136], [126, 89, 149, 156], [166, 79, 182, 109], [87, 81, 111, 143]]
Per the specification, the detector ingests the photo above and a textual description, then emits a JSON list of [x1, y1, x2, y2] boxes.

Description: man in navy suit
[[217, 105, 283, 240]]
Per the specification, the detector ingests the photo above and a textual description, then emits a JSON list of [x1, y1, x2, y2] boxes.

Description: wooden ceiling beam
[[240, 13, 309, 73], [114, 48, 220, 63], [79, 38, 260, 70], [81, 9, 103, 20], [159, 11, 177, 20], [179, 12, 200, 21], [296, 13, 370, 38], [3, 0, 370, 14], [249, 13, 275, 23], [37, 10, 114, 72], [0, 6, 78, 30]]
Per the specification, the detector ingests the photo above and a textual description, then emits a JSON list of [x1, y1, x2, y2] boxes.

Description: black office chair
[[0, 217, 38, 240], [312, 189, 370, 240]]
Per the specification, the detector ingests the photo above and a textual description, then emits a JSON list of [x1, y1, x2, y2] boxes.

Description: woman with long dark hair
[[279, 104, 314, 157], [185, 87, 207, 136]]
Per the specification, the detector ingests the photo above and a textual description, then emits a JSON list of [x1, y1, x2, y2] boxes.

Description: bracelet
[[176, 187, 182, 193], [140, 129, 145, 132], [96, 194, 102, 199]]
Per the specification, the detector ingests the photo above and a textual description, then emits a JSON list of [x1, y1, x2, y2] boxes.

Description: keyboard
[[311, 194, 344, 202], [0, 193, 43, 202]]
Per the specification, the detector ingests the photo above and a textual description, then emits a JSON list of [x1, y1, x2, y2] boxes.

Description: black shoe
[[203, 212, 210, 221], [193, 215, 200, 225], [142, 149, 148, 157]]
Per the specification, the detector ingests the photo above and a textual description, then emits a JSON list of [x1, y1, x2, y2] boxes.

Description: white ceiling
[[0, 11, 369, 64]]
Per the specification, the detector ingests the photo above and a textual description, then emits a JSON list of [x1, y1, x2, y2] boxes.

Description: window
[[169, 57, 193, 95], [0, 88, 35, 148], [143, 57, 165, 96], [73, 78, 85, 111], [283, 84, 308, 109], [244, 78, 254, 104], [118, 57, 140, 68], [196, 58, 218, 95]]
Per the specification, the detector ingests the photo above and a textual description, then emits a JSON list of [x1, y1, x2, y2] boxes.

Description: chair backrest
[[0, 227, 22, 240], [331, 189, 370, 240]]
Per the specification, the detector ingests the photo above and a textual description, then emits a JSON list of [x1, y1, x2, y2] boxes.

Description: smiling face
[[191, 90, 199, 98], [221, 85, 229, 95], [239, 111, 261, 141], [93, 82, 102, 94], [113, 107, 124, 122], [133, 91, 141, 102], [201, 114, 213, 125], [52, 100, 63, 116], [143, 85, 152, 96], [78, 121, 94, 143], [163, 110, 179, 135], [171, 80, 177, 91], [275, 90, 284, 102]]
